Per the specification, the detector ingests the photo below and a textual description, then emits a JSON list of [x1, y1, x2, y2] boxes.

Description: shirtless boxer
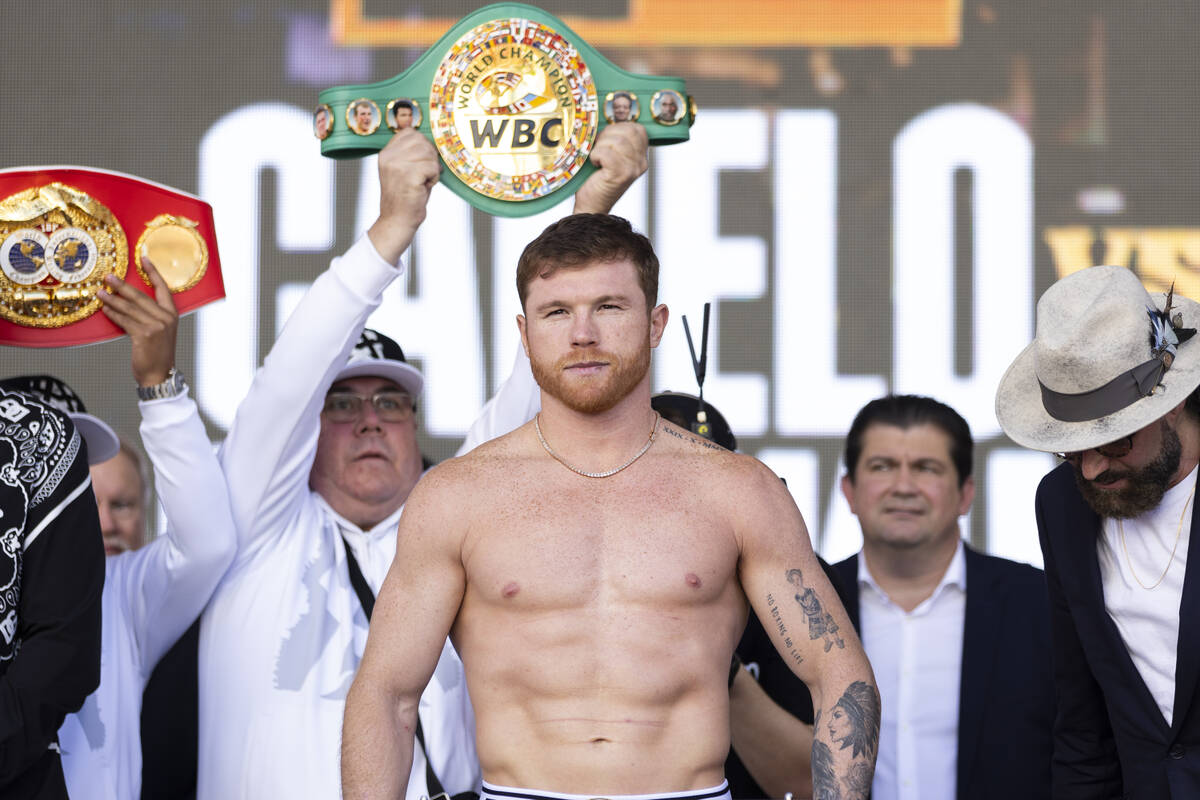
[[342, 214, 879, 800]]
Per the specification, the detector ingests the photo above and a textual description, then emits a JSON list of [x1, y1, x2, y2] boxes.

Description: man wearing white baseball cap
[[996, 264, 1200, 799]]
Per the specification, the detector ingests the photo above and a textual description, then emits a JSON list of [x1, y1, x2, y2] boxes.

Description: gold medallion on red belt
[[135, 214, 208, 292]]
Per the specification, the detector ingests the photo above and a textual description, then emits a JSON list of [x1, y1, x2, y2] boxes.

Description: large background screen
[[9, 0, 1199, 565]]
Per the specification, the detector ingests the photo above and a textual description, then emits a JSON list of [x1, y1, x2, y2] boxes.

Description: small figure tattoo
[[786, 568, 845, 652]]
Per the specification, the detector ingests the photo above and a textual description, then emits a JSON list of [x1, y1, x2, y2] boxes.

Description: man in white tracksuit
[[198, 124, 648, 798]]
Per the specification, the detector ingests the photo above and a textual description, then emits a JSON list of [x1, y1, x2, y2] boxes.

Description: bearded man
[[342, 213, 879, 800], [996, 264, 1200, 798], [657, 92, 680, 122], [200, 123, 653, 800]]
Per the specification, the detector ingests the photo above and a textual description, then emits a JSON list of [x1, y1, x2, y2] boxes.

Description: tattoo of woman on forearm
[[813, 682, 881, 800], [786, 568, 844, 652]]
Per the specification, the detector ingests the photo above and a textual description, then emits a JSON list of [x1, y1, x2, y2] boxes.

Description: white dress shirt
[[1097, 465, 1196, 727], [859, 539, 966, 800]]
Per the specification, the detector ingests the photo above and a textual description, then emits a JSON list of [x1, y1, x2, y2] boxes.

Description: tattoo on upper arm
[[786, 568, 845, 652], [765, 592, 803, 667]]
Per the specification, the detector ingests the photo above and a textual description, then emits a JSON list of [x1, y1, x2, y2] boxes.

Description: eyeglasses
[[1056, 435, 1133, 465], [322, 390, 414, 423]]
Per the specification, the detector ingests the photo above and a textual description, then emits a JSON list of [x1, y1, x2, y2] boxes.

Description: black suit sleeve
[[1035, 474, 1123, 799], [0, 429, 104, 783]]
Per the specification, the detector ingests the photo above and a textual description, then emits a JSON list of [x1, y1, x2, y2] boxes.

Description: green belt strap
[[316, 2, 692, 217]]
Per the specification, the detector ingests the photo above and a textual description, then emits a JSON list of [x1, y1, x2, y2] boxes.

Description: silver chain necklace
[[534, 412, 660, 479]]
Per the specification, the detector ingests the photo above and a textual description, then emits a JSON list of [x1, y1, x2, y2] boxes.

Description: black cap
[[333, 328, 424, 397]]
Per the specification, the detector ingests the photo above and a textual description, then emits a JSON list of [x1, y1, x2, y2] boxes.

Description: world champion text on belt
[[0, 167, 225, 349], [317, 2, 693, 218]]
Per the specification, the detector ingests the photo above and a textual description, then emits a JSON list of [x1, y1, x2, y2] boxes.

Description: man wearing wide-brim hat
[[996, 264, 1200, 799]]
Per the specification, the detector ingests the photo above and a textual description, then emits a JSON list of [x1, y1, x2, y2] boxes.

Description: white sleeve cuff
[[331, 234, 408, 302], [137, 388, 195, 425]]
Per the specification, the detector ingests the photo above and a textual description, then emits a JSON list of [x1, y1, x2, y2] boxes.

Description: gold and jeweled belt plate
[[0, 167, 224, 348]]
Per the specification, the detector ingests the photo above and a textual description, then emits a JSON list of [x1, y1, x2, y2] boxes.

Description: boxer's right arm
[[341, 465, 467, 799]]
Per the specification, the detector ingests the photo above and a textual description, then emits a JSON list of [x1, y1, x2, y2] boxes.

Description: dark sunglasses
[[1056, 435, 1133, 465]]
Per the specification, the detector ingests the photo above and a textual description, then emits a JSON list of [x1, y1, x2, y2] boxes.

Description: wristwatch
[[136, 367, 188, 401]]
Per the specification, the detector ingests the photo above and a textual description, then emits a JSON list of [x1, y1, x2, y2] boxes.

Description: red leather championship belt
[[0, 167, 224, 348]]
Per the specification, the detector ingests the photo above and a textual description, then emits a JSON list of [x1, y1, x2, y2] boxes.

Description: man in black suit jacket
[[834, 394, 1054, 800], [997, 265, 1200, 798]]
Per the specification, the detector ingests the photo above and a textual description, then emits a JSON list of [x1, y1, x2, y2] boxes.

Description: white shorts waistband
[[479, 780, 731, 800]]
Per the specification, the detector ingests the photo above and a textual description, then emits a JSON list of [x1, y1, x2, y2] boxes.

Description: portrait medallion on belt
[[429, 16, 599, 203], [0, 183, 126, 328]]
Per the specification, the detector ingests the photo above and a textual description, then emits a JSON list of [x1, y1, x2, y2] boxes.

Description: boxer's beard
[[1074, 421, 1182, 519], [530, 335, 651, 414]]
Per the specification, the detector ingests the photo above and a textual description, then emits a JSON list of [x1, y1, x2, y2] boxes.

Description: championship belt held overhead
[[0, 167, 225, 348], [316, 2, 693, 217]]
